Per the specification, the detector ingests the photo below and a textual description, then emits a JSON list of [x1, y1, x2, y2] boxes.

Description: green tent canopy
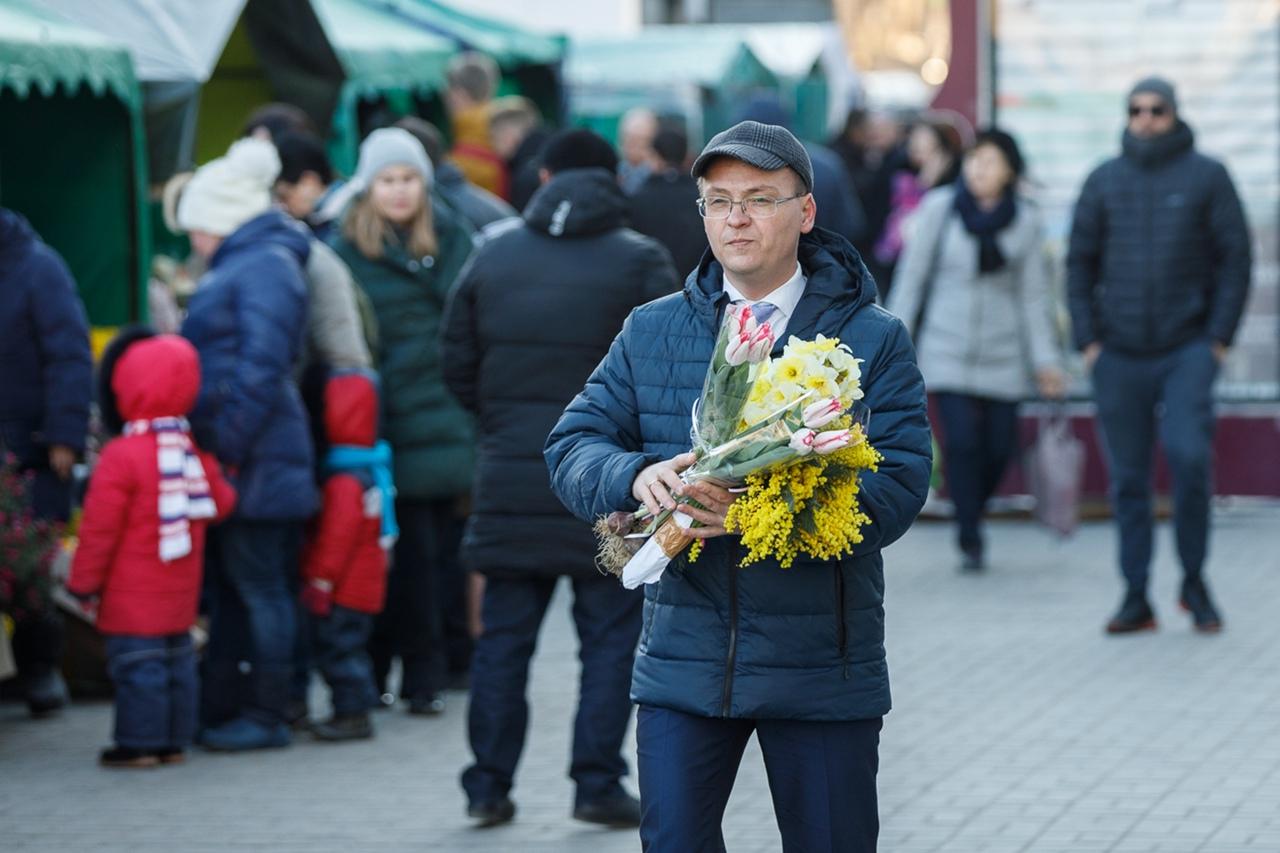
[[362, 0, 567, 125], [566, 31, 779, 146], [210, 0, 457, 175], [376, 0, 563, 68], [0, 1, 149, 330]]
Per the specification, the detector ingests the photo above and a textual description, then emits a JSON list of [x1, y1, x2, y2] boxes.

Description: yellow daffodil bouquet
[[595, 305, 881, 588]]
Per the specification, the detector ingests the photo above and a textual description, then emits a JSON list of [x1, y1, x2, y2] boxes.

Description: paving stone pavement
[[4, 504, 1280, 852]]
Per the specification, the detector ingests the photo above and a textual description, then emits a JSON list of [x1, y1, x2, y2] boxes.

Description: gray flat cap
[[691, 121, 814, 193]]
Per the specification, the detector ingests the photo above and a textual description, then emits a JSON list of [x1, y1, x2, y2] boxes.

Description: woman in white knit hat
[[177, 137, 319, 751], [330, 127, 476, 716]]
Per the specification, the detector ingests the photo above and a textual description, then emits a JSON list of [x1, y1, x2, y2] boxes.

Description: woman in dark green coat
[[331, 128, 475, 714]]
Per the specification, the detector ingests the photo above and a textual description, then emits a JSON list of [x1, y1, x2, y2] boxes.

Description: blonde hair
[[344, 190, 438, 261]]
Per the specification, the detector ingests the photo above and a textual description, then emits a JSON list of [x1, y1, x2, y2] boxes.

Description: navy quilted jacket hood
[[546, 227, 932, 721]]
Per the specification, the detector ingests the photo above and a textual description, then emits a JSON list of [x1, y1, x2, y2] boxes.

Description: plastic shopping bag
[[1025, 410, 1085, 537]]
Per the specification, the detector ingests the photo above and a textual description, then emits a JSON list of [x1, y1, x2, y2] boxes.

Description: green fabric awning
[[375, 0, 565, 69], [566, 31, 775, 91], [0, 2, 140, 107], [0, 0, 150, 329], [310, 0, 455, 97]]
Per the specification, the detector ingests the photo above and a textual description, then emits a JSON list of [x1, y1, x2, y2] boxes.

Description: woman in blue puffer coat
[[178, 138, 318, 751]]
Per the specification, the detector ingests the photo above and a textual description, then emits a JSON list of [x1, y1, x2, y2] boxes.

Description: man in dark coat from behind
[[1067, 76, 1251, 635], [442, 129, 680, 829], [628, 125, 708, 277], [0, 207, 92, 716]]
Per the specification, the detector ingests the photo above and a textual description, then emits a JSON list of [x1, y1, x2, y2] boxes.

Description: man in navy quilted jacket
[[1067, 77, 1251, 636], [546, 122, 932, 852]]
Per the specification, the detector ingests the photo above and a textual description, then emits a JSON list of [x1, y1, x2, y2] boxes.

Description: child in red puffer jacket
[[68, 330, 236, 768], [298, 370, 392, 741]]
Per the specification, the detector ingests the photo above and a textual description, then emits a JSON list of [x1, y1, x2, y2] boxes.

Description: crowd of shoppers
[[0, 65, 1252, 849]]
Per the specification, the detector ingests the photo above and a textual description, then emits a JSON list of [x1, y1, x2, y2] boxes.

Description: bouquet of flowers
[[595, 305, 881, 588], [0, 455, 63, 621]]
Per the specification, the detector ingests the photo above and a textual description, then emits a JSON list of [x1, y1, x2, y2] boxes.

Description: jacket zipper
[[720, 560, 739, 717], [1142, 171, 1155, 349], [835, 566, 850, 679]]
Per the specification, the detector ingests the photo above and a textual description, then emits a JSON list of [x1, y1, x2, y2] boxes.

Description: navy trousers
[[1092, 338, 1218, 591], [637, 706, 882, 853], [106, 634, 197, 750], [309, 605, 377, 716], [461, 574, 642, 807], [933, 392, 1020, 555], [201, 520, 302, 727]]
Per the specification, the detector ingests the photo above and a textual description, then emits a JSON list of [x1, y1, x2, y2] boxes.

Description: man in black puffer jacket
[[442, 129, 679, 828], [1068, 77, 1251, 635]]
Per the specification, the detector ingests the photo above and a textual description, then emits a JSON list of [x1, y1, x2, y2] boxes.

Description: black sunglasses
[[1128, 104, 1168, 118]]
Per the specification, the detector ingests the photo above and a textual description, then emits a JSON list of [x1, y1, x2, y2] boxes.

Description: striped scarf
[[123, 417, 217, 561]]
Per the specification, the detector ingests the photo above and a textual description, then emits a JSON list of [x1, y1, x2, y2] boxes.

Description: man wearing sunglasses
[[547, 121, 932, 851], [1067, 76, 1252, 636]]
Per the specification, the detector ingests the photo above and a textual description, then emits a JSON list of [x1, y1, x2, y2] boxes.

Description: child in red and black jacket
[[299, 370, 392, 740], [68, 330, 236, 768]]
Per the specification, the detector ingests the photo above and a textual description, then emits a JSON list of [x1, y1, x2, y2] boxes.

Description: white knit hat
[[177, 138, 281, 236], [353, 128, 434, 193]]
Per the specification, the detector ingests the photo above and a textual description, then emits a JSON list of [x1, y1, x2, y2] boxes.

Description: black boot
[[1106, 591, 1157, 634], [467, 796, 516, 827], [99, 746, 159, 768], [311, 712, 374, 741], [24, 669, 69, 717], [573, 791, 642, 828], [1179, 576, 1223, 633]]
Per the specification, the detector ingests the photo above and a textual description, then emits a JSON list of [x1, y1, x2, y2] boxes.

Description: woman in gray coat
[[888, 129, 1066, 570]]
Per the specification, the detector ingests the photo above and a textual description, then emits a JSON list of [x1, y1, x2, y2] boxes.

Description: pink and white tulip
[[812, 429, 853, 455], [725, 322, 776, 366], [801, 397, 844, 429], [789, 428, 817, 455]]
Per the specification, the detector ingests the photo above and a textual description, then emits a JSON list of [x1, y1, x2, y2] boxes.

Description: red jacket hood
[[325, 371, 378, 446], [112, 335, 201, 421]]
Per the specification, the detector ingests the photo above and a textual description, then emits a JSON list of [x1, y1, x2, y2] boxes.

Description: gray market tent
[[0, 1, 149, 331], [566, 30, 780, 148]]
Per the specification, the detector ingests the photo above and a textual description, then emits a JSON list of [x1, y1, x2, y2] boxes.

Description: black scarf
[[1122, 120, 1194, 169], [953, 179, 1017, 273]]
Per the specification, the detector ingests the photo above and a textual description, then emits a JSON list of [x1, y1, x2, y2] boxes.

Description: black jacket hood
[[523, 168, 628, 238]]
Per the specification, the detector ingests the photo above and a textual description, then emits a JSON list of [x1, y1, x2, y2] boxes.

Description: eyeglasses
[[1128, 103, 1168, 118], [697, 194, 806, 219]]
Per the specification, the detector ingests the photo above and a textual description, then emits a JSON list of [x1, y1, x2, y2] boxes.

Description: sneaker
[[1179, 576, 1223, 633], [311, 713, 374, 741], [25, 670, 69, 717], [408, 694, 446, 716], [467, 796, 516, 827], [573, 792, 642, 828], [1106, 593, 1157, 634], [99, 746, 159, 769], [199, 716, 291, 751]]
